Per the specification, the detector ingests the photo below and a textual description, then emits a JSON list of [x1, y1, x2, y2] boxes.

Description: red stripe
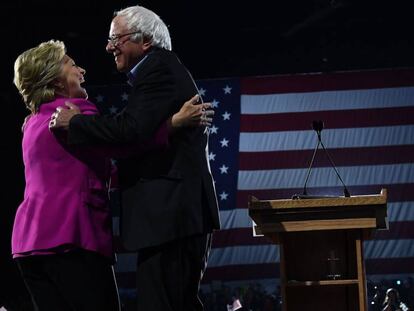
[[241, 69, 414, 94], [366, 258, 414, 275], [373, 221, 414, 240], [239, 146, 414, 170], [240, 107, 414, 132], [203, 263, 279, 282], [236, 184, 414, 209], [212, 228, 270, 249], [212, 222, 414, 249]]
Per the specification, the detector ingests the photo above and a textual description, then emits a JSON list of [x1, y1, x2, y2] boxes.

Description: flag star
[[220, 138, 229, 147], [223, 85, 232, 94], [96, 95, 104, 103], [208, 152, 216, 161], [211, 99, 219, 108], [109, 105, 118, 114], [222, 111, 231, 120], [219, 191, 229, 201], [121, 92, 129, 101], [199, 88, 206, 96], [209, 125, 218, 134], [219, 164, 229, 174]]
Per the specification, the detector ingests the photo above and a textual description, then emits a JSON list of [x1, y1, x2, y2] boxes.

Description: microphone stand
[[293, 120, 351, 199]]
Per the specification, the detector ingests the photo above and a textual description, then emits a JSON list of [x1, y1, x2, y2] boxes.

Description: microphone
[[293, 120, 351, 199]]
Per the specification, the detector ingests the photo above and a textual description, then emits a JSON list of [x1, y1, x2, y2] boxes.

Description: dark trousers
[[16, 249, 120, 311], [136, 233, 212, 311]]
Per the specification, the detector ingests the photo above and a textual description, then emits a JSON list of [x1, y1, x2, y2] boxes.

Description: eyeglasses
[[107, 31, 141, 47]]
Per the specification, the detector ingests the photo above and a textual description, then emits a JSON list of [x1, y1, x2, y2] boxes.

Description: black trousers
[[16, 249, 120, 311], [136, 233, 212, 311]]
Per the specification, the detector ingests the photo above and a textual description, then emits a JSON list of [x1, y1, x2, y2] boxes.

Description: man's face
[[106, 16, 147, 73]]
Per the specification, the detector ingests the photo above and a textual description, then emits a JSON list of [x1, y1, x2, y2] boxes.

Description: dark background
[[1, 0, 414, 307]]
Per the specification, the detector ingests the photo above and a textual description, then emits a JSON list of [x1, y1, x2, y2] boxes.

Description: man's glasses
[[107, 31, 141, 47]]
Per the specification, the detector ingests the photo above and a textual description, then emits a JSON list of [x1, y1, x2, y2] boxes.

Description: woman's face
[[56, 55, 87, 98]]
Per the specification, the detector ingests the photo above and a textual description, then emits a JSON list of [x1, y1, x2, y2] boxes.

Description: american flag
[[88, 68, 414, 293]]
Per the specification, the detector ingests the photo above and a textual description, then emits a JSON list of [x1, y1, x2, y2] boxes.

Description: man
[[51, 5, 220, 311]]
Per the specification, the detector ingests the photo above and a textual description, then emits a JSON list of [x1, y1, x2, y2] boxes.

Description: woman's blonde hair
[[14, 40, 66, 113]]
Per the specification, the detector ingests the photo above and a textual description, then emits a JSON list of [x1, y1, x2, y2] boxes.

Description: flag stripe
[[238, 164, 414, 190], [240, 107, 414, 132], [241, 87, 414, 115], [241, 69, 414, 95], [239, 125, 414, 152], [239, 146, 414, 170]]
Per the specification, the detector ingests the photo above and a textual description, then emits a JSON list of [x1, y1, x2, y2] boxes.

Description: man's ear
[[142, 37, 152, 52]]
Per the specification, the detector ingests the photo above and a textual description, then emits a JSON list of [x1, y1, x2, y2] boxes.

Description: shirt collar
[[127, 54, 149, 86]]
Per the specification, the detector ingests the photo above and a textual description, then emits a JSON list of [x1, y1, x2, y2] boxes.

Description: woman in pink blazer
[[12, 40, 212, 311]]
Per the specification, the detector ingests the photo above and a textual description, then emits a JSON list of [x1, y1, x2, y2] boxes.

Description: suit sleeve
[[65, 97, 170, 158], [67, 56, 179, 146]]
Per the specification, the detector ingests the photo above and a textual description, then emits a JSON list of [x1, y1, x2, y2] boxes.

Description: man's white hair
[[115, 5, 172, 51]]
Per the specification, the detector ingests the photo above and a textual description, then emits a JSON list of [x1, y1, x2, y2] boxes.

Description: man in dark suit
[[51, 5, 220, 311]]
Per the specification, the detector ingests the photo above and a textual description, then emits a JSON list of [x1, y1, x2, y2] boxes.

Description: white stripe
[[207, 240, 414, 267], [241, 87, 414, 114], [238, 163, 414, 190], [388, 202, 414, 222], [219, 209, 252, 230], [208, 245, 279, 267], [217, 202, 414, 230], [365, 239, 414, 259], [239, 125, 414, 152]]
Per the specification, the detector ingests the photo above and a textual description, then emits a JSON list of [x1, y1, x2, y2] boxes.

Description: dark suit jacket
[[67, 48, 220, 250]]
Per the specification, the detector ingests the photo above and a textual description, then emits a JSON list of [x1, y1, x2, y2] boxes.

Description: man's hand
[[49, 102, 81, 130], [171, 94, 214, 128]]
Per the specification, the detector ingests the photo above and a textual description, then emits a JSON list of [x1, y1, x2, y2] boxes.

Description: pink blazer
[[12, 97, 168, 259]]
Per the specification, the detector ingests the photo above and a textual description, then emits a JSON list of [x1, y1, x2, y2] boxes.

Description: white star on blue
[[121, 92, 129, 101], [222, 111, 231, 120], [219, 164, 229, 174], [209, 125, 218, 134], [209, 152, 216, 161], [220, 138, 229, 147], [109, 106, 118, 114], [211, 99, 219, 108], [219, 191, 229, 200], [199, 88, 206, 96], [223, 85, 232, 94], [96, 95, 104, 103]]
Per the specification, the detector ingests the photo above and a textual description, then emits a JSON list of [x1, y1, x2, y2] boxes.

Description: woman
[[12, 40, 212, 311]]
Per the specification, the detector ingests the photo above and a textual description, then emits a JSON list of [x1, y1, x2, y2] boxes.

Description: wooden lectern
[[248, 189, 388, 311]]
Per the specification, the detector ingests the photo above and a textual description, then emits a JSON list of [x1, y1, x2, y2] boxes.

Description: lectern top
[[248, 189, 387, 210]]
